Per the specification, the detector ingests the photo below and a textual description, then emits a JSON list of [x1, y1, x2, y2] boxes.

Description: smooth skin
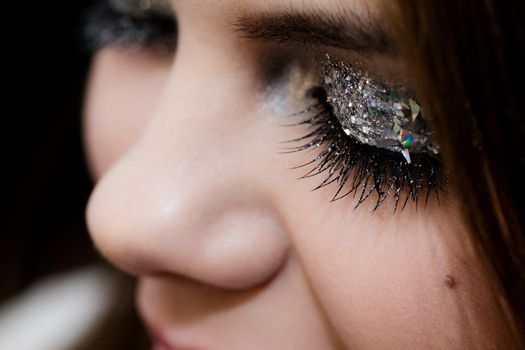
[[84, 0, 513, 348]]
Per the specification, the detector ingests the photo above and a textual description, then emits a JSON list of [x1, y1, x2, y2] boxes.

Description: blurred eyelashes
[[84, 0, 177, 52]]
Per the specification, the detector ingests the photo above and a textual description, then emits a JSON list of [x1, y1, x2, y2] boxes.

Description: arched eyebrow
[[233, 10, 397, 55]]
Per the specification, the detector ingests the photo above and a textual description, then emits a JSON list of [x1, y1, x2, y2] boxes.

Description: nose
[[86, 46, 290, 290]]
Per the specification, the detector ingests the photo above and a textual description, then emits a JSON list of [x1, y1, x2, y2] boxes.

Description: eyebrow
[[233, 11, 397, 55]]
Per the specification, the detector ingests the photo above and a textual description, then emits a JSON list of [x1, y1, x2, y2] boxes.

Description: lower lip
[[150, 333, 203, 350], [140, 307, 203, 350], [153, 343, 171, 350], [152, 341, 201, 350]]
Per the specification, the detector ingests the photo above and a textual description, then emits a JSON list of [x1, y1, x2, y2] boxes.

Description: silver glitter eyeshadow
[[322, 55, 440, 163]]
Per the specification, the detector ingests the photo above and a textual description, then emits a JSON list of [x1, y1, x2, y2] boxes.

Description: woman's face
[[84, 0, 511, 348]]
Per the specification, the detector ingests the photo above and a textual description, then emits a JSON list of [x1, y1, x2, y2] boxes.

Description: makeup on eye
[[283, 83, 445, 211], [323, 54, 440, 163]]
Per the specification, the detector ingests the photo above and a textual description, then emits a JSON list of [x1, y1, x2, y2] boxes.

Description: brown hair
[[388, 0, 525, 346]]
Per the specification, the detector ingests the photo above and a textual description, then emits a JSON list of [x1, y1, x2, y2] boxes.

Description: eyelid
[[321, 55, 440, 162]]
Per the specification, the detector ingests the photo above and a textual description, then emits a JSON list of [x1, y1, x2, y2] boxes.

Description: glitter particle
[[400, 134, 413, 147], [409, 98, 421, 122], [401, 149, 412, 164]]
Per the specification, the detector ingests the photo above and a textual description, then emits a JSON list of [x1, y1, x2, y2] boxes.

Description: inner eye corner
[[304, 85, 328, 101]]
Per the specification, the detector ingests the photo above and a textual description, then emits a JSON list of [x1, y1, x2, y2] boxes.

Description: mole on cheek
[[445, 274, 457, 289]]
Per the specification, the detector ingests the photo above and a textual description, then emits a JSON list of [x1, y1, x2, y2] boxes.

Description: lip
[[141, 314, 204, 350], [136, 281, 211, 350], [144, 323, 172, 350]]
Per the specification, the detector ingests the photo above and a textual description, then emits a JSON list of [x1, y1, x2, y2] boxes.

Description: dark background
[[2, 2, 149, 349], [2, 0, 94, 301]]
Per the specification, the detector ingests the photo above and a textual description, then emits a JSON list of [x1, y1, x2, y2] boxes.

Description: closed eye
[[83, 0, 177, 52]]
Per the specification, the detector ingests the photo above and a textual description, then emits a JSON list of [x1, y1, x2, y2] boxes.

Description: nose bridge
[[87, 45, 290, 290], [140, 40, 258, 164], [133, 46, 257, 207]]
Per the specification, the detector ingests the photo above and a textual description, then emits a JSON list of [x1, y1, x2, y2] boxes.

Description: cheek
[[280, 182, 504, 348], [83, 47, 172, 178]]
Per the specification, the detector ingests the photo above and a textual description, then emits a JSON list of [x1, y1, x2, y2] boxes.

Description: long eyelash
[[284, 88, 447, 211], [83, 0, 177, 52]]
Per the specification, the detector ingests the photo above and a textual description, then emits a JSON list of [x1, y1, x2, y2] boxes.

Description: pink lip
[[142, 319, 202, 350], [152, 343, 174, 350]]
